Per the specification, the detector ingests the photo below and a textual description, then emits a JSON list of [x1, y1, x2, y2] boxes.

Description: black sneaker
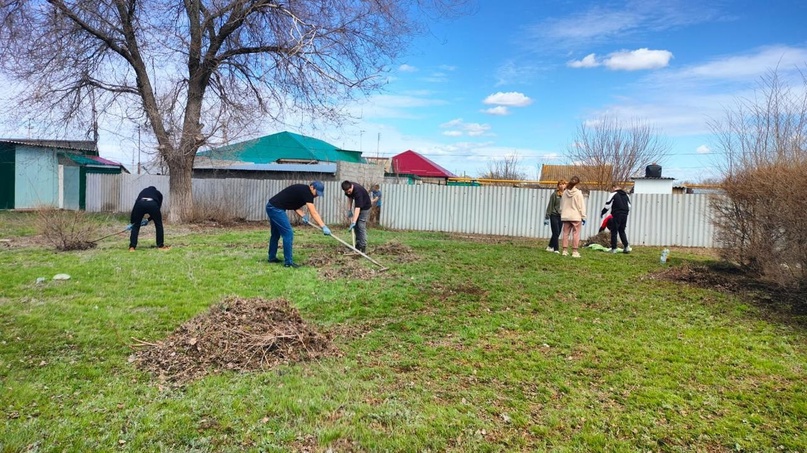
[[268, 258, 282, 263], [284, 263, 300, 268]]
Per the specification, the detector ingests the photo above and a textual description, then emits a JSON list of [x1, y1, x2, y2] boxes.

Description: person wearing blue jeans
[[265, 181, 331, 268]]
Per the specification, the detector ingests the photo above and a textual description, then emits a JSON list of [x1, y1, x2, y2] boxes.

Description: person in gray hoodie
[[559, 176, 587, 257]]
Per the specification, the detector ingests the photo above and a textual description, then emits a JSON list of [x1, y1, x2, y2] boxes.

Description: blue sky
[[3, 0, 806, 183], [304, 0, 807, 182]]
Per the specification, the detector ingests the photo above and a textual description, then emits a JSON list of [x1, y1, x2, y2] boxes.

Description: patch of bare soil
[[647, 262, 807, 324], [314, 250, 381, 281], [0, 235, 51, 249], [372, 240, 418, 263], [130, 296, 338, 385], [58, 240, 97, 251], [447, 233, 541, 246], [311, 240, 419, 280]]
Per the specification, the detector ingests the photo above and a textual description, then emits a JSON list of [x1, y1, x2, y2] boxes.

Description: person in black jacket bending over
[[341, 180, 372, 253], [266, 181, 331, 268], [600, 184, 632, 254], [129, 186, 168, 251]]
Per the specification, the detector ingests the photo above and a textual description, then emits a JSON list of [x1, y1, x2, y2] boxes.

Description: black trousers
[[548, 214, 562, 251], [129, 199, 164, 248], [610, 212, 629, 249]]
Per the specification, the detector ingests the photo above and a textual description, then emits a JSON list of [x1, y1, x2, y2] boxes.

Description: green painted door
[[0, 144, 14, 209]]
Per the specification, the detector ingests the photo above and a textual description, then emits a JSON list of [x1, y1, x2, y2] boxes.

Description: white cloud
[[526, 1, 721, 50], [483, 106, 510, 116], [465, 123, 491, 137], [440, 118, 464, 128], [422, 72, 450, 83], [568, 49, 673, 70], [568, 53, 600, 68], [483, 92, 533, 107], [604, 48, 673, 70], [696, 145, 711, 154], [673, 45, 807, 81], [440, 118, 492, 137], [347, 93, 447, 120], [399, 64, 418, 72]]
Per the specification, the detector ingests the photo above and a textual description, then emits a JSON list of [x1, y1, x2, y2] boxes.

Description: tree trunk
[[167, 154, 195, 223]]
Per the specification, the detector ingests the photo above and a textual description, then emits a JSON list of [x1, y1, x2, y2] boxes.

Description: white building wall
[[633, 178, 675, 194], [15, 146, 58, 209]]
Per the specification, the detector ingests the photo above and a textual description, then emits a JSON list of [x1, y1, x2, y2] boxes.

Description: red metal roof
[[391, 150, 456, 178]]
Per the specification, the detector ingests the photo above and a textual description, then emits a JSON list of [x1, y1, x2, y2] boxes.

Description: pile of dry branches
[[131, 297, 337, 384]]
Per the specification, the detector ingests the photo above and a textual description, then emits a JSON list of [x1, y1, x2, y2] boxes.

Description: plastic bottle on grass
[[660, 248, 670, 264]]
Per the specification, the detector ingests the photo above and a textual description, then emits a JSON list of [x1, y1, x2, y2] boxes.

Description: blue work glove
[[125, 223, 133, 231], [322, 225, 331, 235], [582, 219, 587, 226], [301, 215, 309, 224], [348, 222, 356, 232], [140, 218, 149, 226], [543, 219, 549, 226], [345, 210, 352, 219]]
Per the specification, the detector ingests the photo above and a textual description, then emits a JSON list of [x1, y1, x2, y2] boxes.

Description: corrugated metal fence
[[87, 173, 716, 247]]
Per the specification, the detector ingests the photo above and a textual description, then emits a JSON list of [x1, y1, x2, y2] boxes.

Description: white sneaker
[[562, 251, 569, 256], [554, 250, 560, 254], [545, 247, 554, 252], [610, 248, 618, 254], [624, 246, 632, 254], [572, 251, 581, 258]]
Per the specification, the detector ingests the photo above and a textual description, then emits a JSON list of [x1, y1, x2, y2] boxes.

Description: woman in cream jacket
[[559, 176, 587, 257]]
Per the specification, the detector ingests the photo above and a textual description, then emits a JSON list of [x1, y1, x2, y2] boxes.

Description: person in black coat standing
[[129, 186, 168, 251], [341, 180, 372, 253], [600, 184, 632, 253]]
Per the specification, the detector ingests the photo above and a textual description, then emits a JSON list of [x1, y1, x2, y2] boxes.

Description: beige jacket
[[560, 187, 586, 222]]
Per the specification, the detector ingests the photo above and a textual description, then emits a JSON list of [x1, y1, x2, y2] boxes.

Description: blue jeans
[[266, 202, 294, 265]]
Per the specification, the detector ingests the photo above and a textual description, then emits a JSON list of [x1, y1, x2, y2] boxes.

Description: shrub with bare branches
[[709, 69, 807, 289], [35, 209, 97, 251]]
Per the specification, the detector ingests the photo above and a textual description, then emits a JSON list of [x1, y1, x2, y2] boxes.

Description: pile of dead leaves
[[583, 231, 612, 247], [131, 296, 338, 385], [372, 240, 418, 263]]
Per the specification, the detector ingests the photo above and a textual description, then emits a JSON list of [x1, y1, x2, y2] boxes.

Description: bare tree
[[478, 154, 527, 181], [567, 115, 670, 190], [0, 0, 467, 221], [708, 68, 807, 288]]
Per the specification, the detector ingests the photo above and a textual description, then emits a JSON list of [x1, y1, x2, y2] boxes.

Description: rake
[[307, 221, 388, 272], [90, 219, 149, 243]]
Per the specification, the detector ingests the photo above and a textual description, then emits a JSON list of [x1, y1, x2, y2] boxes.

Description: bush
[[35, 208, 98, 251], [187, 195, 247, 226], [711, 162, 807, 289]]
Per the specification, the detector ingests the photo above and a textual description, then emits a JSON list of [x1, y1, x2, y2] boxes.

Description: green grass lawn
[[1, 211, 805, 452]]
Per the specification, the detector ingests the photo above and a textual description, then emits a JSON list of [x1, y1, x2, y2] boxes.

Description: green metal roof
[[198, 131, 364, 164]]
